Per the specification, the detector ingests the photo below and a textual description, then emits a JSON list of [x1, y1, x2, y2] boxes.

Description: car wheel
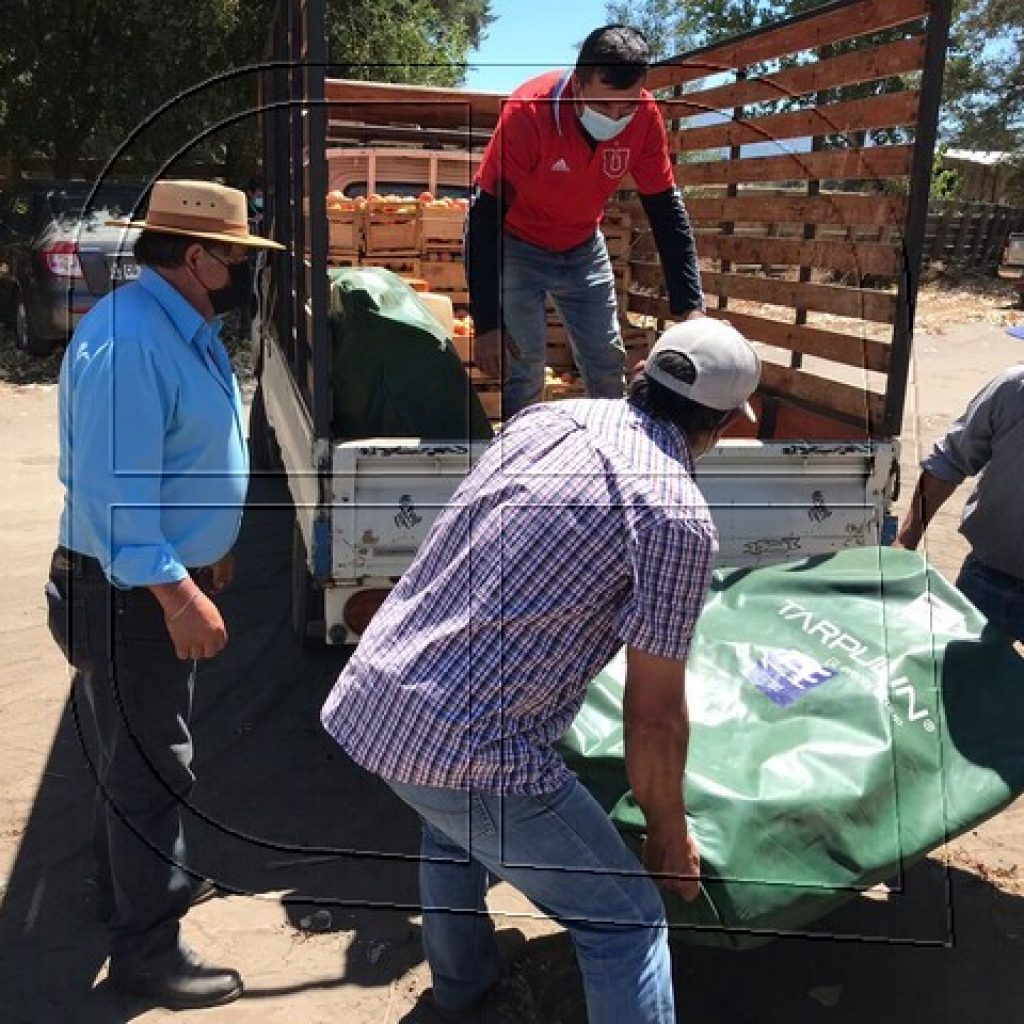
[[14, 294, 56, 357]]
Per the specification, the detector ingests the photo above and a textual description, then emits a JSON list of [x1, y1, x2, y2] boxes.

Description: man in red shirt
[[467, 24, 706, 417]]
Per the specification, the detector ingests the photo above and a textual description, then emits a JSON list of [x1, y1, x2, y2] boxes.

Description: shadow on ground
[[1, 471, 1024, 1022], [0, 469, 423, 1021]]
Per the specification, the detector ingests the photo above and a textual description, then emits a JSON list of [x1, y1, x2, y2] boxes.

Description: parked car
[[0, 180, 146, 356], [1000, 231, 1024, 309]]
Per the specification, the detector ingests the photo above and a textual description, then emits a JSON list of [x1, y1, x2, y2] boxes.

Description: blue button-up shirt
[[321, 399, 717, 795], [58, 267, 249, 587]]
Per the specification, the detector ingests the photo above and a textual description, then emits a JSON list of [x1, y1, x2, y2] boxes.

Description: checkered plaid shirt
[[321, 399, 717, 795]]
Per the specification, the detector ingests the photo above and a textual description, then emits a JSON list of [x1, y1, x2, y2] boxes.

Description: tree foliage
[[943, 0, 1023, 150], [606, 0, 1023, 150], [0, 0, 493, 183]]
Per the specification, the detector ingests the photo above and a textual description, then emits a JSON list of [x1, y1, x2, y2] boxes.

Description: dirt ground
[[2, 279, 1024, 1023]]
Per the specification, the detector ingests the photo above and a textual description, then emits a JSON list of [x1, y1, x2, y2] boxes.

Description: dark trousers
[[46, 547, 196, 965]]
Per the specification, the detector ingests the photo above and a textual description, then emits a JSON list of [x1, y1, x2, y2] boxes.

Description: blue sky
[[465, 0, 612, 93]]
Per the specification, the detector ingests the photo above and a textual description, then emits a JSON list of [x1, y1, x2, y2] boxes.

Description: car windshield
[[47, 187, 146, 224]]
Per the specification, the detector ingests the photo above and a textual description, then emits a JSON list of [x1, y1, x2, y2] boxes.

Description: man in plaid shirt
[[322, 319, 760, 1024]]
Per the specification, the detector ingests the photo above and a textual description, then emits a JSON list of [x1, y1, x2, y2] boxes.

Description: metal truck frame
[[252, 0, 952, 645]]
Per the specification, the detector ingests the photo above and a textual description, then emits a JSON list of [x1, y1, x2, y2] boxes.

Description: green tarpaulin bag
[[328, 267, 492, 442], [560, 548, 1024, 948]]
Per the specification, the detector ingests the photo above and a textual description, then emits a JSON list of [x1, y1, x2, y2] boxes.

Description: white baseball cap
[[645, 318, 761, 422]]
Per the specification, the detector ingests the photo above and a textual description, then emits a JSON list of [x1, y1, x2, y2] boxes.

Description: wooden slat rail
[[759, 363, 884, 427], [622, 0, 949, 437], [617, 193, 908, 228], [627, 294, 891, 374], [631, 262, 898, 325], [676, 144, 914, 186], [630, 225, 901, 267], [670, 91, 920, 153], [647, 0, 931, 91], [682, 193, 907, 228], [694, 234, 902, 274], [661, 36, 926, 115]]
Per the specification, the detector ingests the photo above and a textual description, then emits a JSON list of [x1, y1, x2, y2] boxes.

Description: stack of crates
[[326, 193, 362, 266], [363, 196, 421, 279], [602, 208, 633, 306], [419, 198, 470, 312], [323, 195, 639, 423]]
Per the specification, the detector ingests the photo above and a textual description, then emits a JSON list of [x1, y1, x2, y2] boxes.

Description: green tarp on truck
[[328, 266, 492, 443], [560, 548, 1024, 948]]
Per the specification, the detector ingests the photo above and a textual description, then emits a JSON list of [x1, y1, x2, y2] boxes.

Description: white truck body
[[260, 327, 898, 645], [252, 0, 954, 646]]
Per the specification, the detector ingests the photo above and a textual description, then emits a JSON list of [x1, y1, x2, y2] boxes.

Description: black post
[[304, 0, 331, 442], [885, 0, 953, 437], [266, 8, 296, 368], [289, 0, 309, 409]]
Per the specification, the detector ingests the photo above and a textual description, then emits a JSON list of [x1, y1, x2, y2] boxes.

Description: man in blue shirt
[[46, 180, 282, 1009]]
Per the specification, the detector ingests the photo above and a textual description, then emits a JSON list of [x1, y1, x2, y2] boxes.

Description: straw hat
[[108, 179, 284, 250]]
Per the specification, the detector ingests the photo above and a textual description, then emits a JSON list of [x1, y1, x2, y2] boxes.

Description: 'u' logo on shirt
[[603, 148, 630, 178]]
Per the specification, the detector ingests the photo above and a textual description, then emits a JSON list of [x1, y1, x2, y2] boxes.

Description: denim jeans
[[956, 552, 1024, 643], [387, 776, 674, 1023], [501, 231, 625, 418], [46, 548, 197, 966]]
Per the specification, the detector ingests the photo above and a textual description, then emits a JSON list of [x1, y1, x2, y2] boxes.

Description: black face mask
[[207, 259, 253, 316]]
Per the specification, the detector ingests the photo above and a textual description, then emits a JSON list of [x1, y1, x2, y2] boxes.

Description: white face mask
[[579, 104, 635, 141]]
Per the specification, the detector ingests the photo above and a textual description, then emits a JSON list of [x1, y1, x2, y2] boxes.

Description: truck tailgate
[[330, 437, 897, 582]]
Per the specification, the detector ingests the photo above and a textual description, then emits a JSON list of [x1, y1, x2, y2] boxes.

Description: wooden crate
[[614, 264, 631, 305], [328, 251, 359, 268], [547, 322, 571, 346], [544, 372, 584, 402], [328, 209, 362, 251], [467, 365, 500, 387], [476, 386, 503, 421], [420, 258, 467, 292], [363, 255, 422, 279], [365, 201, 420, 254], [451, 330, 474, 364], [546, 324, 653, 372], [603, 225, 632, 260], [603, 208, 632, 230], [421, 204, 467, 249], [622, 325, 655, 370], [546, 340, 574, 369]]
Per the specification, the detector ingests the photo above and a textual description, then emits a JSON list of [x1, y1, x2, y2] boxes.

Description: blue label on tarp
[[749, 650, 839, 707]]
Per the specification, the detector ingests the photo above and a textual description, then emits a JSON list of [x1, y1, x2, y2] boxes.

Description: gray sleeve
[[922, 370, 1024, 483]]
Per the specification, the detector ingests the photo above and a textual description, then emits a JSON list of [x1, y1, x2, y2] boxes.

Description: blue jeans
[[957, 553, 1024, 643], [501, 231, 625, 417], [387, 776, 674, 1023]]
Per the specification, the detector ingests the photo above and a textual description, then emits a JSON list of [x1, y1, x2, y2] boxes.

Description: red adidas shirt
[[476, 70, 675, 252]]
